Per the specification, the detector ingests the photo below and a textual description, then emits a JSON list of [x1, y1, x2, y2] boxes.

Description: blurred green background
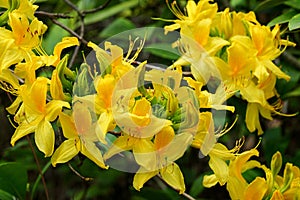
[[1, 0, 300, 199]]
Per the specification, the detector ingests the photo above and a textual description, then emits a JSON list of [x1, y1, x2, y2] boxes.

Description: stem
[[26, 136, 50, 200], [51, 18, 88, 44], [68, 163, 93, 181], [31, 161, 52, 200]]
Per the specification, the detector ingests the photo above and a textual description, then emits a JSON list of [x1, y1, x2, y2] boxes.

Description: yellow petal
[[35, 119, 55, 157], [50, 69, 65, 100], [160, 163, 185, 194], [133, 139, 156, 171], [81, 140, 108, 169], [96, 111, 115, 144], [25, 77, 48, 114], [51, 138, 79, 167], [131, 97, 151, 127], [161, 132, 193, 163], [6, 96, 22, 115], [244, 177, 268, 200], [59, 112, 78, 139], [133, 167, 158, 191], [10, 118, 39, 146], [154, 125, 175, 150], [45, 100, 70, 122], [52, 37, 79, 66], [270, 190, 285, 200], [104, 135, 135, 160], [227, 176, 248, 200], [245, 103, 263, 134], [208, 154, 229, 185], [203, 174, 218, 188], [262, 60, 290, 81]]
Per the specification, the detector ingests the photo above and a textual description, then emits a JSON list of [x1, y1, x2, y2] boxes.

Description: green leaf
[[84, 0, 139, 25], [0, 163, 28, 199], [262, 127, 289, 164], [189, 174, 205, 197], [267, 10, 298, 27], [288, 13, 300, 30], [284, 0, 300, 9], [100, 18, 136, 38], [0, 189, 16, 200], [230, 0, 247, 8], [144, 43, 180, 60], [42, 18, 71, 54], [282, 85, 300, 98], [254, 0, 286, 12]]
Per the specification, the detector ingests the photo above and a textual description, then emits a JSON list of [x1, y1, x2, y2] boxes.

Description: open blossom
[[51, 103, 107, 169], [11, 77, 70, 156]]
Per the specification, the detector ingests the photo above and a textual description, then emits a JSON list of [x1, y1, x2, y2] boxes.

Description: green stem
[[30, 160, 51, 200]]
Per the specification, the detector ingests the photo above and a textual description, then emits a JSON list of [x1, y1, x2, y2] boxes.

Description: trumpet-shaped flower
[[203, 148, 260, 199], [0, 10, 47, 65], [51, 104, 107, 169], [11, 77, 70, 156]]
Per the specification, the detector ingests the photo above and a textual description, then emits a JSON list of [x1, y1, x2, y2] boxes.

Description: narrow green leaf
[[288, 13, 300, 31], [0, 189, 16, 200], [100, 18, 136, 38], [254, 0, 286, 12], [282, 85, 300, 98], [267, 10, 298, 27], [84, 0, 139, 25], [0, 163, 28, 199], [284, 0, 300, 9], [144, 43, 180, 60], [189, 174, 205, 197]]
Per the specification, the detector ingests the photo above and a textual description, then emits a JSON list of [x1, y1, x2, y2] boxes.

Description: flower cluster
[[0, 0, 299, 199], [165, 0, 296, 135]]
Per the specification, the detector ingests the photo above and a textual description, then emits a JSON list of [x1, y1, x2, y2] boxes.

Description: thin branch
[[35, 11, 72, 19], [68, 163, 93, 181], [26, 136, 50, 200], [51, 18, 87, 44], [63, 0, 81, 14], [82, 0, 112, 15]]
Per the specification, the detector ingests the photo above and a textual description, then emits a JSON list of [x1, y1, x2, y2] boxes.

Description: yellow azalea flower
[[51, 104, 107, 169], [111, 64, 172, 139], [203, 146, 259, 195], [250, 24, 292, 84], [88, 41, 141, 143], [10, 77, 70, 156], [164, 0, 218, 35], [88, 41, 135, 79], [131, 126, 193, 194], [9, 11, 46, 58]]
